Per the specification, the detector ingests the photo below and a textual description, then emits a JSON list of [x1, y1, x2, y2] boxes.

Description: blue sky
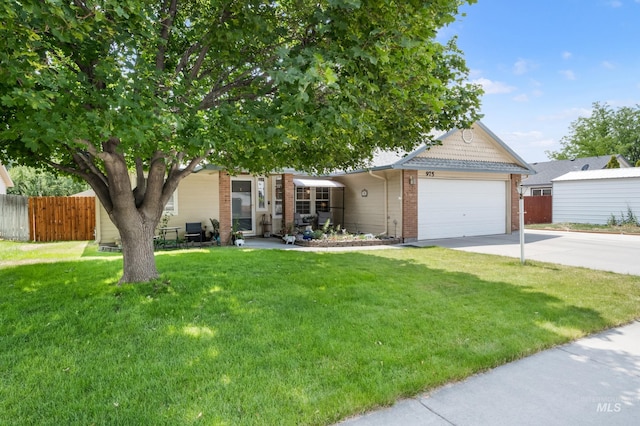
[[440, 0, 640, 163]]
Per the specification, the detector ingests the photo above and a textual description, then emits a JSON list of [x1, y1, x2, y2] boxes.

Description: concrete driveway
[[409, 229, 640, 276]]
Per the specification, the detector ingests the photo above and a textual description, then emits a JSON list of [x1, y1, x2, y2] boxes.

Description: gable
[[418, 125, 514, 163], [397, 122, 533, 175]]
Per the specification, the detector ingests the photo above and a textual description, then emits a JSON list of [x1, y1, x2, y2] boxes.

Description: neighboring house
[[521, 155, 631, 196], [95, 121, 534, 245], [552, 168, 640, 225], [0, 163, 14, 194]]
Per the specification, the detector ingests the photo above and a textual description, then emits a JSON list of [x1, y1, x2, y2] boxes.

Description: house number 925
[[425, 171, 435, 177]]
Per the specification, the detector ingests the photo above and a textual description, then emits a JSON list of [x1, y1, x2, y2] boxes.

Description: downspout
[[368, 170, 388, 236]]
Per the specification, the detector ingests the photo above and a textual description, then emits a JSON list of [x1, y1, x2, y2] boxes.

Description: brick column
[[402, 170, 418, 242], [219, 172, 231, 245], [282, 173, 294, 232], [511, 174, 521, 232]]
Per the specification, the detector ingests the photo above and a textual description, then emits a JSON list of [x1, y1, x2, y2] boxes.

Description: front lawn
[[2, 241, 640, 425]]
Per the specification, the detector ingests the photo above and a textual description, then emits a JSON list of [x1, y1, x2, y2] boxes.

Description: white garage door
[[418, 179, 506, 239]]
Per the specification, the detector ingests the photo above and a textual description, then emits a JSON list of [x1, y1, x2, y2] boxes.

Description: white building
[[552, 168, 640, 225]]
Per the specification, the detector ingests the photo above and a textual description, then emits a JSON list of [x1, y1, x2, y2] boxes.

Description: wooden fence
[[524, 195, 552, 224], [0, 194, 30, 241], [28, 196, 96, 242]]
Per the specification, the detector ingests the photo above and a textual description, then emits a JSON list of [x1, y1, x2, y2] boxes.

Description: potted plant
[[209, 218, 221, 246], [231, 219, 245, 245]]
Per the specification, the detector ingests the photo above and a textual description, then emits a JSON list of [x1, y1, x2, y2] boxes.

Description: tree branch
[[156, 0, 178, 71]]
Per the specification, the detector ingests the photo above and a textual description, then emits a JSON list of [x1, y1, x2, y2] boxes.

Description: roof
[[359, 121, 534, 175], [522, 155, 631, 187], [553, 167, 640, 182]]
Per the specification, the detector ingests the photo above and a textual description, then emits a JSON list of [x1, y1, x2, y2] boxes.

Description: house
[[521, 155, 631, 196], [95, 121, 534, 245], [552, 168, 640, 225], [0, 163, 14, 194]]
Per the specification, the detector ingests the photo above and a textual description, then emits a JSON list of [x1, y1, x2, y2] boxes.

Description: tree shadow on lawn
[[0, 248, 621, 425]]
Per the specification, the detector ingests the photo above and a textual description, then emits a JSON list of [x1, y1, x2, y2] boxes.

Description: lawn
[[527, 222, 640, 234], [2, 240, 640, 425]]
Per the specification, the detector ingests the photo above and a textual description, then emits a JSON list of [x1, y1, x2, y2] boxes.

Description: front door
[[231, 179, 255, 235]]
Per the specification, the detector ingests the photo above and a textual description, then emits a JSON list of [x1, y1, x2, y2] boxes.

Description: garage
[[418, 178, 507, 239]]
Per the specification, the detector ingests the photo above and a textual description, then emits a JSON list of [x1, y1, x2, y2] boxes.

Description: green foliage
[[7, 165, 88, 196], [604, 155, 620, 169], [0, 0, 482, 175], [547, 102, 640, 164], [607, 206, 639, 227]]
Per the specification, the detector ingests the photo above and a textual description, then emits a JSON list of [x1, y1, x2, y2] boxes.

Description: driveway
[[410, 229, 640, 276]]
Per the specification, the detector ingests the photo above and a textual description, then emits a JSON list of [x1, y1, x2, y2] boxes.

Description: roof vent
[[581, 164, 590, 171]]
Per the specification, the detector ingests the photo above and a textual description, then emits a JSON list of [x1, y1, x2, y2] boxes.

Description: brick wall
[[282, 173, 294, 231], [219, 172, 231, 244], [511, 174, 521, 232], [402, 170, 418, 242]]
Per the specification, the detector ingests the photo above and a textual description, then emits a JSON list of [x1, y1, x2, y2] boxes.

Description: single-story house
[[521, 155, 631, 196], [552, 167, 640, 225], [0, 163, 14, 194], [95, 121, 535, 245]]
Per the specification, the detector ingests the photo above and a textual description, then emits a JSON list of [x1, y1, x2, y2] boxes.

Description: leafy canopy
[[0, 0, 482, 179], [547, 102, 640, 165], [7, 165, 89, 196]]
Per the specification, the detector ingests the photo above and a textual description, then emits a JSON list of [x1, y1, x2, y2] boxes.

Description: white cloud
[[602, 61, 616, 69], [538, 107, 592, 122], [471, 78, 517, 94], [562, 51, 572, 60], [513, 58, 536, 75], [504, 130, 555, 148], [559, 69, 576, 80], [608, 0, 622, 7], [513, 94, 529, 102], [531, 89, 544, 97]]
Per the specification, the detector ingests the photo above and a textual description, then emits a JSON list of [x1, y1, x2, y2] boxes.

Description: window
[[295, 187, 311, 214], [163, 190, 178, 214], [532, 188, 551, 196], [274, 176, 283, 218], [257, 177, 267, 211], [315, 187, 330, 212], [295, 186, 330, 215]]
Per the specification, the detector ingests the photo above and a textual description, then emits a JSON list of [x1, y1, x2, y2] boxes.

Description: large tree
[[0, 0, 482, 283], [547, 102, 640, 164]]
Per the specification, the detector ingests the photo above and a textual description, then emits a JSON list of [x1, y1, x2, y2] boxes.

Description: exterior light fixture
[[361, 189, 368, 197]]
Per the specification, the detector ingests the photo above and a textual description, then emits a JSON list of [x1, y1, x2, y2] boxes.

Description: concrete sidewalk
[[338, 321, 640, 426]]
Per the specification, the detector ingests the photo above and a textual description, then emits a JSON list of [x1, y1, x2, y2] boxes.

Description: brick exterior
[[218, 172, 231, 245], [402, 170, 418, 242], [282, 173, 294, 231], [511, 174, 521, 232]]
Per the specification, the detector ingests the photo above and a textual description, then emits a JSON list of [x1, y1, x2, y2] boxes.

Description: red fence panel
[[524, 195, 552, 224]]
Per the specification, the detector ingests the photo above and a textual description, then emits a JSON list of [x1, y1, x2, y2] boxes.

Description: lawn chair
[[184, 222, 203, 247], [294, 212, 311, 228], [317, 211, 333, 229]]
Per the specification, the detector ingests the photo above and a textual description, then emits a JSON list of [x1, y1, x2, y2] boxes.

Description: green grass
[[527, 222, 640, 234], [1, 241, 640, 425]]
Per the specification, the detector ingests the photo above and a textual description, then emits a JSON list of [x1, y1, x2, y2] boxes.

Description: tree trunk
[[118, 219, 159, 284]]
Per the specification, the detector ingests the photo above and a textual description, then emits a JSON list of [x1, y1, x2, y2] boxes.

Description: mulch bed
[[294, 237, 402, 248]]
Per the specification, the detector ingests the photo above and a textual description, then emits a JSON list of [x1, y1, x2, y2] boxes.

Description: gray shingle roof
[[522, 155, 631, 187], [402, 157, 532, 174]]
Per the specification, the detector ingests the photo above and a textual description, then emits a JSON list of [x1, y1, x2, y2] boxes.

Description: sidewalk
[[338, 320, 640, 426]]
